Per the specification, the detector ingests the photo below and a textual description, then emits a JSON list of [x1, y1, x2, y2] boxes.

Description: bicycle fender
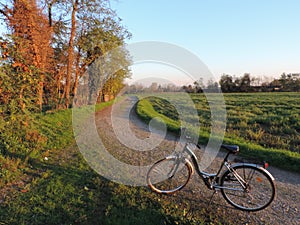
[[230, 163, 275, 181], [185, 158, 194, 175]]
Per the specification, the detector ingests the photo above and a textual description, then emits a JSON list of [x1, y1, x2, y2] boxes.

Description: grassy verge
[[0, 99, 235, 225], [136, 97, 181, 133], [136, 96, 300, 173]]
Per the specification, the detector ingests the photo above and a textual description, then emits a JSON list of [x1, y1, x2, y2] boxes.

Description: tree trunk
[[65, 0, 78, 108], [72, 51, 81, 98]]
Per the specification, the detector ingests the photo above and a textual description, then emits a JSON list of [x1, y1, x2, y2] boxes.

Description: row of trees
[[182, 73, 300, 93], [183, 73, 300, 93], [0, 0, 131, 164], [125, 73, 300, 94], [0, 0, 131, 114], [219, 73, 300, 92]]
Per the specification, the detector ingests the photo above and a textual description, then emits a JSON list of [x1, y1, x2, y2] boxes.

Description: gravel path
[[95, 96, 300, 225]]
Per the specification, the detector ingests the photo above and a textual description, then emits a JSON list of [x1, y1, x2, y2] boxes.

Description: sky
[[0, 0, 299, 85], [111, 0, 300, 84]]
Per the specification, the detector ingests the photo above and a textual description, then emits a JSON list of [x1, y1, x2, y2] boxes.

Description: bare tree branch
[[0, 2, 12, 20], [0, 8, 9, 19]]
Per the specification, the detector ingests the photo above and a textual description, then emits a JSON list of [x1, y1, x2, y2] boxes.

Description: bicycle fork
[[167, 158, 181, 179], [166, 154, 188, 179]]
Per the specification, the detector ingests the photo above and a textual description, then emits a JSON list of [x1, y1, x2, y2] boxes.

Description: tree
[[87, 45, 131, 104], [0, 37, 49, 163], [0, 0, 54, 111], [219, 74, 236, 92], [193, 78, 204, 93], [239, 73, 251, 92], [278, 73, 300, 91], [150, 82, 158, 92], [47, 0, 131, 108], [206, 78, 219, 92]]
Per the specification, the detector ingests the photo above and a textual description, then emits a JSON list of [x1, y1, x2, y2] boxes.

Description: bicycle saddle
[[221, 144, 239, 154]]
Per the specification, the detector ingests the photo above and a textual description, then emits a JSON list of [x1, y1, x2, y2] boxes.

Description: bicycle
[[147, 128, 276, 211]]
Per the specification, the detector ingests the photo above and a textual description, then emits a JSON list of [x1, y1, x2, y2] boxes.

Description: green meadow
[[136, 92, 300, 173]]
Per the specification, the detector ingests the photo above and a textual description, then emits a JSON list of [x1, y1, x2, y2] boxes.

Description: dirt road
[[95, 96, 300, 225]]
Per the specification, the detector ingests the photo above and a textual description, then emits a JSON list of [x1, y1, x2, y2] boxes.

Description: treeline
[[186, 73, 300, 93], [125, 72, 300, 94], [0, 0, 131, 114], [219, 73, 300, 93]]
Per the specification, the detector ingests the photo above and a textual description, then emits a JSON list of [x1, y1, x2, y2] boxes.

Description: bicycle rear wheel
[[220, 165, 275, 211], [147, 157, 193, 194]]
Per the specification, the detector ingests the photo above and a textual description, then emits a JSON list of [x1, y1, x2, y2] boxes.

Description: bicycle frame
[[180, 143, 274, 191], [181, 143, 219, 189]]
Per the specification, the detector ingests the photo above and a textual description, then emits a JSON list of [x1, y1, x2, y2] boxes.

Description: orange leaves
[[12, 62, 23, 68], [12, 62, 29, 72], [7, 0, 54, 73], [0, 40, 8, 58], [25, 129, 47, 145], [0, 41, 7, 49], [1, 51, 9, 59]]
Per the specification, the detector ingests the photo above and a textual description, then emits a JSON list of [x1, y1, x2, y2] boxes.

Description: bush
[[0, 114, 47, 163]]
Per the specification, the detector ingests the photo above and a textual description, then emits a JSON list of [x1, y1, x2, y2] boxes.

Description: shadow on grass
[[0, 156, 179, 225]]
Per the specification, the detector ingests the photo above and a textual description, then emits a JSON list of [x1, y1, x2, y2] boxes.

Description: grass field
[[0, 100, 234, 225], [1, 93, 299, 224], [136, 92, 300, 173]]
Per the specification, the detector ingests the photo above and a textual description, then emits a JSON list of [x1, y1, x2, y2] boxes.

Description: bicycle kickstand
[[208, 190, 218, 206]]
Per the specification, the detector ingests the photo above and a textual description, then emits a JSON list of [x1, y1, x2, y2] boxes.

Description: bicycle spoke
[[147, 158, 192, 194], [244, 167, 256, 184], [221, 165, 275, 211]]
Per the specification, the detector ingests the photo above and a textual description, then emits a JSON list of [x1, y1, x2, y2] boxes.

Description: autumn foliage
[[0, 0, 131, 112], [0, 0, 131, 165]]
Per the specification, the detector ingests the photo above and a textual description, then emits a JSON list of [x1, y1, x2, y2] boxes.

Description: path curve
[[95, 96, 300, 225]]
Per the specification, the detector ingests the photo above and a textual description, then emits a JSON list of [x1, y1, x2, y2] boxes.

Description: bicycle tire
[[147, 157, 193, 194], [220, 164, 276, 211]]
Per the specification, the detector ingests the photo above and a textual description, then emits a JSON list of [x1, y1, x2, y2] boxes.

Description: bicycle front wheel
[[147, 157, 193, 194], [220, 165, 276, 211]]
